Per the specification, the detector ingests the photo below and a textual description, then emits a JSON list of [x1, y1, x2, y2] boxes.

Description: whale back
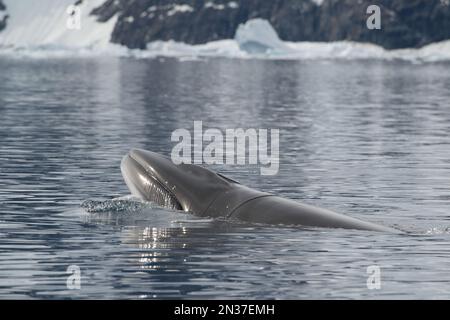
[[230, 195, 401, 232]]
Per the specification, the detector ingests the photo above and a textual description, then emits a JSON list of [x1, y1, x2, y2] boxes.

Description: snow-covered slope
[[0, 0, 116, 49]]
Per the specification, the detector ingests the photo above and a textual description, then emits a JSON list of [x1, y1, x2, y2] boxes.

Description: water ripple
[[1, 57, 450, 299]]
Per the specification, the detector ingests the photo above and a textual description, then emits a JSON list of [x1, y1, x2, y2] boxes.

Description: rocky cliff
[[91, 0, 450, 50], [0, 0, 7, 32]]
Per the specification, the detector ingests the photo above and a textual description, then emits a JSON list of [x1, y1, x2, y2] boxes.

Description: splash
[[79, 196, 211, 228], [425, 226, 450, 235], [80, 198, 150, 214]]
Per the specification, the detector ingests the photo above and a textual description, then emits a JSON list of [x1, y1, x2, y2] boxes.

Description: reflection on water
[[1, 57, 450, 298]]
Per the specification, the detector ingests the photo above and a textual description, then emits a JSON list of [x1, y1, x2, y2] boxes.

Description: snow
[[205, 2, 239, 10], [0, 0, 117, 49], [205, 2, 225, 10], [167, 4, 194, 16]]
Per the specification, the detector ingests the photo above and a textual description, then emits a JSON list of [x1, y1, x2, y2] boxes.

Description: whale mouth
[[121, 153, 182, 211]]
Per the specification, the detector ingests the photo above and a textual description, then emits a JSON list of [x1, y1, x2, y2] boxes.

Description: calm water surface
[[1, 57, 450, 299]]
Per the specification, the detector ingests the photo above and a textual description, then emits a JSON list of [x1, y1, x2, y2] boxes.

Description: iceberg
[[235, 18, 291, 55]]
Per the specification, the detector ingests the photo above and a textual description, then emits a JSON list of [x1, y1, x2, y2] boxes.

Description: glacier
[[0, 1, 449, 63], [130, 19, 450, 63]]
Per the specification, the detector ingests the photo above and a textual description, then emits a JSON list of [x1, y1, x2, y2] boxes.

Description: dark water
[[1, 57, 450, 299]]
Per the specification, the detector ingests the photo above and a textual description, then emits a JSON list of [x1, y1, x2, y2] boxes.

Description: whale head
[[121, 149, 239, 214]]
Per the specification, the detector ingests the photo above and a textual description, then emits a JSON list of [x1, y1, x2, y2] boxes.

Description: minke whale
[[121, 149, 400, 233]]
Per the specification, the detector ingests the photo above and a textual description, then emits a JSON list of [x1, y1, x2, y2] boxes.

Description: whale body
[[121, 149, 400, 233]]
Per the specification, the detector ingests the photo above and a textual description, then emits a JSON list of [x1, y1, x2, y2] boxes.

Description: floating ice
[[235, 18, 291, 55]]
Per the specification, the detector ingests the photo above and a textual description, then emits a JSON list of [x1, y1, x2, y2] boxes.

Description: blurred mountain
[[90, 0, 450, 50], [1, 0, 450, 50]]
